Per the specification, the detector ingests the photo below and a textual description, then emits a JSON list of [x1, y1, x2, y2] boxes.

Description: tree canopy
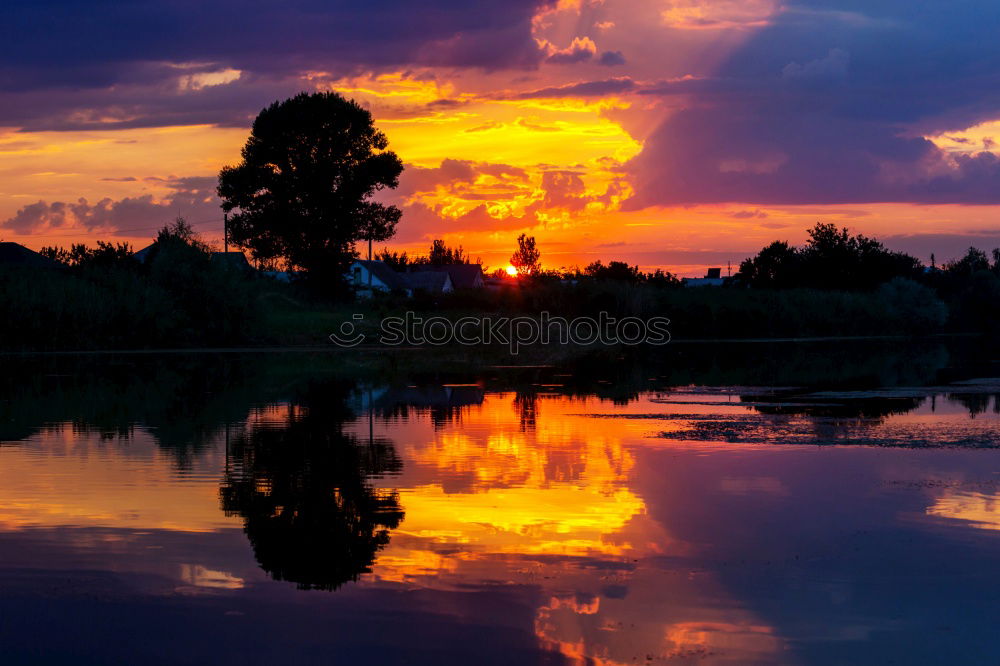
[[738, 223, 922, 290], [584, 260, 644, 283], [510, 234, 541, 276], [217, 92, 403, 284], [376, 239, 478, 270], [41, 240, 135, 269], [944, 247, 992, 276], [424, 239, 474, 265]]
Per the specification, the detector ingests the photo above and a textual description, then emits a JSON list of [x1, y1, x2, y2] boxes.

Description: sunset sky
[[3, 0, 1000, 275]]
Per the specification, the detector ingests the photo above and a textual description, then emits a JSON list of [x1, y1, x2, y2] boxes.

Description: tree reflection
[[220, 381, 404, 590], [514, 392, 537, 431], [947, 393, 1000, 417]]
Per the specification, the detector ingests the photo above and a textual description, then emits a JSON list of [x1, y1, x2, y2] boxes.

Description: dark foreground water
[[1, 341, 999, 665]]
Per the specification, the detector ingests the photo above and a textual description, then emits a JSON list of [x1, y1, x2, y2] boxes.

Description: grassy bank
[[258, 277, 953, 347], [1, 258, 994, 352]]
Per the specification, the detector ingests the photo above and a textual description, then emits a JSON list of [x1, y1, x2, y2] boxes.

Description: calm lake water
[[1, 341, 999, 665]]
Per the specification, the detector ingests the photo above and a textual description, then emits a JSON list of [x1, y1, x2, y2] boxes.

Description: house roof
[[371, 386, 485, 410], [0, 242, 59, 269], [133, 242, 156, 264], [353, 259, 409, 291], [262, 270, 294, 283], [211, 251, 252, 271], [404, 271, 451, 293], [411, 264, 484, 289], [682, 277, 725, 287]]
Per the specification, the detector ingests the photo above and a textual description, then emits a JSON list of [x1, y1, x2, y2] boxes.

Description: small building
[[347, 260, 482, 298], [136, 243, 253, 273], [132, 242, 156, 264], [403, 271, 453, 295], [682, 267, 726, 287], [360, 385, 484, 412], [484, 276, 510, 291], [348, 259, 410, 298], [354, 384, 486, 425], [0, 242, 59, 269], [410, 264, 484, 289], [210, 251, 253, 273], [261, 270, 294, 283]]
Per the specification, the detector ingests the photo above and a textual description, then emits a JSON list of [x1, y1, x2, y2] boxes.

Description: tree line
[[4, 89, 1000, 349]]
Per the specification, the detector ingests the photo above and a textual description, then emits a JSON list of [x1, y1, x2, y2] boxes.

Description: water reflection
[[641, 381, 1000, 447], [1, 341, 1000, 664], [220, 381, 404, 591]]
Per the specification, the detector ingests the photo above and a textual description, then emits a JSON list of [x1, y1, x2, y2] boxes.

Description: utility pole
[[223, 213, 228, 253], [368, 236, 372, 261]]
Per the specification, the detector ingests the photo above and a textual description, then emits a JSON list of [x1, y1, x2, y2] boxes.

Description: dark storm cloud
[[1, 72, 303, 131], [625, 0, 1000, 207], [0, 0, 556, 130]]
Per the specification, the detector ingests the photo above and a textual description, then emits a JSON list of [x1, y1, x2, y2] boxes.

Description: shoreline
[[0, 332, 980, 357]]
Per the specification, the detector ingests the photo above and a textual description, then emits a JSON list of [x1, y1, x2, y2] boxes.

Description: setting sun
[[505, 265, 518, 277]]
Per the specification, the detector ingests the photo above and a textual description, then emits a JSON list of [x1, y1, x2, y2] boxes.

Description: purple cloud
[[544, 37, 598, 65], [0, 0, 557, 130], [598, 51, 627, 67], [882, 232, 1000, 263], [625, 0, 1000, 207], [729, 209, 769, 219], [1, 177, 222, 236], [513, 77, 636, 99]]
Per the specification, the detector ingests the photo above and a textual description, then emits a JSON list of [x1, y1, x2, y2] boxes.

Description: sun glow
[[505, 265, 518, 276]]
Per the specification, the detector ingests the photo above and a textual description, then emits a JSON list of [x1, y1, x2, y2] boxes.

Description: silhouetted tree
[[945, 247, 991, 277], [584, 260, 643, 282], [738, 241, 801, 288], [801, 223, 921, 290], [41, 241, 136, 269], [218, 92, 403, 288], [410, 239, 476, 266], [938, 247, 1000, 333], [375, 248, 410, 270], [645, 268, 682, 287], [511, 233, 540, 276], [737, 223, 921, 290]]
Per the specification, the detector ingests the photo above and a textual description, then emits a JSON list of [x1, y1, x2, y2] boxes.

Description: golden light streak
[[926, 119, 1000, 155], [0, 427, 236, 533], [927, 491, 1000, 531]]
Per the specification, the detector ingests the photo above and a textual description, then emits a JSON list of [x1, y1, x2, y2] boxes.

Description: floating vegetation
[[579, 380, 1000, 448]]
